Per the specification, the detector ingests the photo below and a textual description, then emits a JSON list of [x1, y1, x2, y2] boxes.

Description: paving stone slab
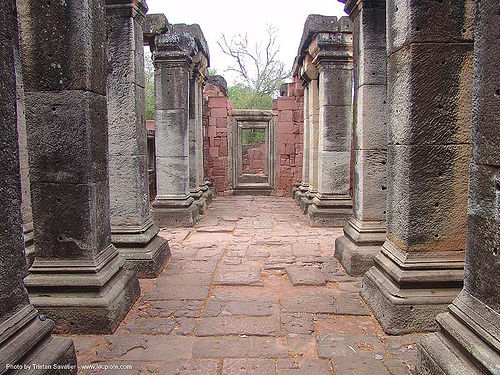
[[285, 266, 326, 286], [331, 356, 389, 375], [158, 359, 220, 375], [142, 284, 210, 300], [193, 337, 289, 358], [277, 359, 332, 375], [317, 334, 385, 359], [156, 272, 213, 286], [383, 358, 413, 375], [222, 358, 276, 375], [213, 265, 263, 286], [120, 317, 175, 335], [280, 291, 340, 314], [196, 315, 281, 336], [174, 317, 197, 335], [95, 335, 193, 361], [282, 314, 315, 334], [136, 301, 204, 318]]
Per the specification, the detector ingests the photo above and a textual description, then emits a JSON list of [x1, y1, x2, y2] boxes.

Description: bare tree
[[218, 25, 290, 97]]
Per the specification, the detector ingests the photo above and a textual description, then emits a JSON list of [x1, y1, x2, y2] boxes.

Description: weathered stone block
[[319, 68, 353, 106], [386, 0, 474, 55], [155, 156, 190, 195], [317, 151, 350, 194], [17, 0, 107, 94], [353, 84, 387, 150], [318, 105, 351, 152], [24, 91, 108, 184], [154, 66, 189, 110], [155, 109, 189, 157], [387, 43, 473, 146], [386, 144, 470, 252]]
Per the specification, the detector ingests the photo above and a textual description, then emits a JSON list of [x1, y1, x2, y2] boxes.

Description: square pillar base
[[25, 249, 140, 334], [299, 190, 315, 214], [0, 305, 77, 374], [417, 291, 500, 375], [112, 219, 170, 278], [334, 218, 386, 276], [152, 195, 199, 227], [360, 239, 464, 335], [294, 183, 309, 205], [307, 194, 353, 227]]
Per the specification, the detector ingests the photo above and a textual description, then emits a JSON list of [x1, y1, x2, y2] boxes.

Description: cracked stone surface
[[69, 196, 421, 374]]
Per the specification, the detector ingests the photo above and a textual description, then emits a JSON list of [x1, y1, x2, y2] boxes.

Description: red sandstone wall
[[203, 84, 233, 193], [273, 77, 304, 196]]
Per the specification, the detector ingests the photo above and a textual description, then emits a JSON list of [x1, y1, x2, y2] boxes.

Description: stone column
[[105, 0, 170, 278], [417, 0, 500, 372], [335, 0, 387, 276], [307, 17, 354, 227], [14, 30, 35, 268], [151, 26, 200, 227], [360, 0, 474, 334], [294, 82, 310, 205], [0, 2, 77, 371], [18, 0, 140, 333]]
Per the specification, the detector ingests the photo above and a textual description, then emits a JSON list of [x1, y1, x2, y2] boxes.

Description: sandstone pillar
[[417, 0, 500, 372], [18, 0, 140, 333], [105, 0, 170, 278], [14, 29, 35, 268], [299, 74, 319, 214], [151, 25, 199, 227], [335, 0, 387, 276], [0, 2, 76, 371], [294, 83, 310, 205], [360, 0, 474, 334], [307, 18, 354, 227]]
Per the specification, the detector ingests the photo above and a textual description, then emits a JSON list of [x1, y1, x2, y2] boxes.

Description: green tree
[[218, 25, 290, 110], [144, 49, 155, 121]]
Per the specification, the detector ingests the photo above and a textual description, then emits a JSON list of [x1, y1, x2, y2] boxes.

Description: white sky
[[145, 0, 347, 85]]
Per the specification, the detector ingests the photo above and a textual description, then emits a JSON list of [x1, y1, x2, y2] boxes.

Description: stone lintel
[[342, 0, 386, 20], [105, 0, 148, 20], [143, 13, 168, 46]]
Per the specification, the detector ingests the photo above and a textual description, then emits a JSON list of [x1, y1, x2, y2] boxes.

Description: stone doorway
[[229, 109, 277, 195]]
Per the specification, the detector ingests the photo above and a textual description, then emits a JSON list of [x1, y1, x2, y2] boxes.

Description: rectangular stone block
[[355, 47, 387, 88], [319, 105, 352, 152], [387, 43, 473, 146], [354, 84, 387, 150], [318, 151, 350, 194], [154, 66, 189, 110], [24, 91, 108, 184], [208, 96, 227, 108], [319, 68, 353, 106], [353, 149, 387, 221], [386, 144, 470, 252], [17, 0, 107, 94], [386, 0, 474, 55], [155, 156, 190, 195], [30, 180, 111, 261], [155, 109, 189, 157]]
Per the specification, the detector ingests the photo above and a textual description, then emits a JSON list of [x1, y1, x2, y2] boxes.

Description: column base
[[307, 194, 353, 227], [0, 305, 77, 374], [298, 190, 315, 214], [417, 291, 500, 375], [360, 239, 464, 335], [152, 195, 199, 227], [25, 248, 140, 334], [112, 219, 170, 278], [201, 182, 215, 205], [190, 187, 208, 215], [334, 218, 386, 276], [294, 183, 308, 205]]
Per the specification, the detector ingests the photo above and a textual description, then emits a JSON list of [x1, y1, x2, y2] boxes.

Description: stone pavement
[[67, 196, 421, 374]]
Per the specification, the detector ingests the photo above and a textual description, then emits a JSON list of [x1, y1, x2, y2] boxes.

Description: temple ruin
[[0, 0, 498, 374]]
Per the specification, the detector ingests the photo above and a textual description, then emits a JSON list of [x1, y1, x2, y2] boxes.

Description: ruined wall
[[203, 80, 233, 193], [273, 78, 304, 196]]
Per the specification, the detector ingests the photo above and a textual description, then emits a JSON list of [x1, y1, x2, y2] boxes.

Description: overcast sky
[[146, 0, 347, 85]]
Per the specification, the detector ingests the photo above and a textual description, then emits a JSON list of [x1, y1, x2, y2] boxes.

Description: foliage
[[218, 25, 290, 104], [228, 84, 273, 110], [242, 128, 266, 145], [144, 49, 155, 121]]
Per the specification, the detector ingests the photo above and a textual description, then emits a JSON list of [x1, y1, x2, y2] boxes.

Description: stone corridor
[[70, 196, 420, 375]]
